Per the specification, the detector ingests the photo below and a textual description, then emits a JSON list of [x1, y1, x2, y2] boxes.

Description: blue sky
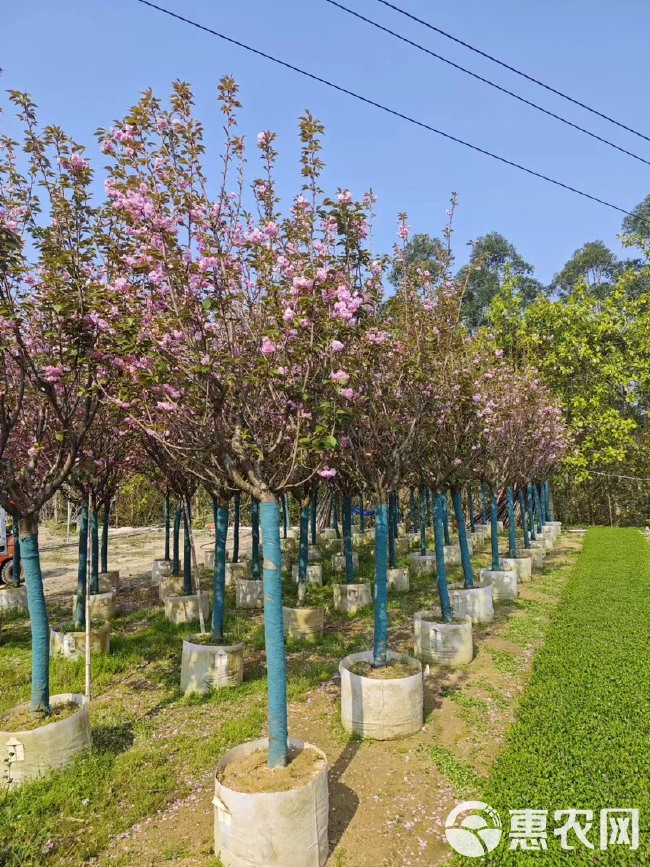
[[4, 0, 649, 283]]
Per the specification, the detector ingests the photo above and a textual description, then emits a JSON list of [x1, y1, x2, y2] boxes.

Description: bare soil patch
[[1, 700, 80, 732], [349, 657, 420, 679], [218, 745, 326, 794]]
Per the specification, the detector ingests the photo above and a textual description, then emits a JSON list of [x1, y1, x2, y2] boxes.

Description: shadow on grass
[[0, 621, 32, 650], [92, 720, 135, 756]]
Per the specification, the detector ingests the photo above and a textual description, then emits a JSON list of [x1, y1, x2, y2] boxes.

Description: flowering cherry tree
[[101, 79, 383, 766], [0, 94, 121, 712], [400, 217, 487, 622], [332, 471, 362, 584], [68, 412, 135, 626], [473, 356, 568, 568], [135, 432, 197, 591], [332, 217, 448, 664]]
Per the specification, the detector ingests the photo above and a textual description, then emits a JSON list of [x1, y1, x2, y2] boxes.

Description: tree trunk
[[425, 488, 432, 528], [490, 492, 500, 571], [298, 502, 309, 606], [259, 496, 288, 768], [359, 494, 365, 534], [251, 498, 261, 581], [533, 484, 543, 533], [75, 501, 89, 627], [388, 494, 397, 569], [172, 506, 181, 574], [373, 495, 389, 666], [452, 488, 474, 589], [481, 480, 488, 524], [519, 489, 530, 549], [442, 495, 451, 545], [333, 493, 341, 539], [545, 481, 553, 521], [212, 497, 228, 640], [535, 483, 546, 533], [164, 494, 170, 561], [467, 487, 476, 533], [183, 504, 193, 596], [90, 504, 99, 593], [232, 493, 240, 563], [343, 494, 355, 583], [12, 522, 21, 586], [310, 489, 318, 545], [410, 489, 419, 534], [507, 487, 518, 558], [527, 483, 537, 541], [282, 494, 289, 540], [419, 490, 427, 556], [20, 514, 51, 713], [101, 500, 110, 573], [434, 494, 453, 623]]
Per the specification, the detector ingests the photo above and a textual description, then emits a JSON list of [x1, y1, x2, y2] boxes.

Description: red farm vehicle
[[0, 509, 21, 585]]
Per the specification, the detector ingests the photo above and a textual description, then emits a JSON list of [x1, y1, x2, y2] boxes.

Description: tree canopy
[[488, 275, 649, 478], [622, 193, 650, 243], [550, 240, 618, 300]]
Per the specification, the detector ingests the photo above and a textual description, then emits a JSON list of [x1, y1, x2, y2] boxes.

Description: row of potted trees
[[0, 82, 567, 865]]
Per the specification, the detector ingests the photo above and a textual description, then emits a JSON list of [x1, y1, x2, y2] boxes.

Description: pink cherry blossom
[[68, 153, 89, 172]]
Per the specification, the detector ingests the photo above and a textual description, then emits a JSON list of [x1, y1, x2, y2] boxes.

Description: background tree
[[388, 230, 446, 289], [488, 270, 648, 524], [621, 193, 650, 244], [550, 240, 619, 300], [457, 231, 544, 329], [489, 279, 646, 477]]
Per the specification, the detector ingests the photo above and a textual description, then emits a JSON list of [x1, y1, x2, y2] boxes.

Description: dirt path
[[38, 525, 252, 600]]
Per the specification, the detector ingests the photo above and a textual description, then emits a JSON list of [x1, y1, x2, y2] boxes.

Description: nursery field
[[5, 17, 650, 866], [0, 525, 595, 867]]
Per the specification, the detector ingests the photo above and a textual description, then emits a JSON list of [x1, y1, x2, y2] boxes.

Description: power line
[[371, 0, 650, 146], [326, 0, 650, 168], [133, 0, 645, 225]]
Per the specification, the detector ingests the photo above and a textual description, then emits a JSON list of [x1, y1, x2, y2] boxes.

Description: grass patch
[[419, 744, 484, 798], [472, 679, 511, 709], [467, 528, 650, 865], [487, 647, 522, 675], [444, 688, 489, 713], [501, 597, 555, 647]]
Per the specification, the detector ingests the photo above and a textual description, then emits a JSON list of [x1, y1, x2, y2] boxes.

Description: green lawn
[[471, 528, 650, 865]]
